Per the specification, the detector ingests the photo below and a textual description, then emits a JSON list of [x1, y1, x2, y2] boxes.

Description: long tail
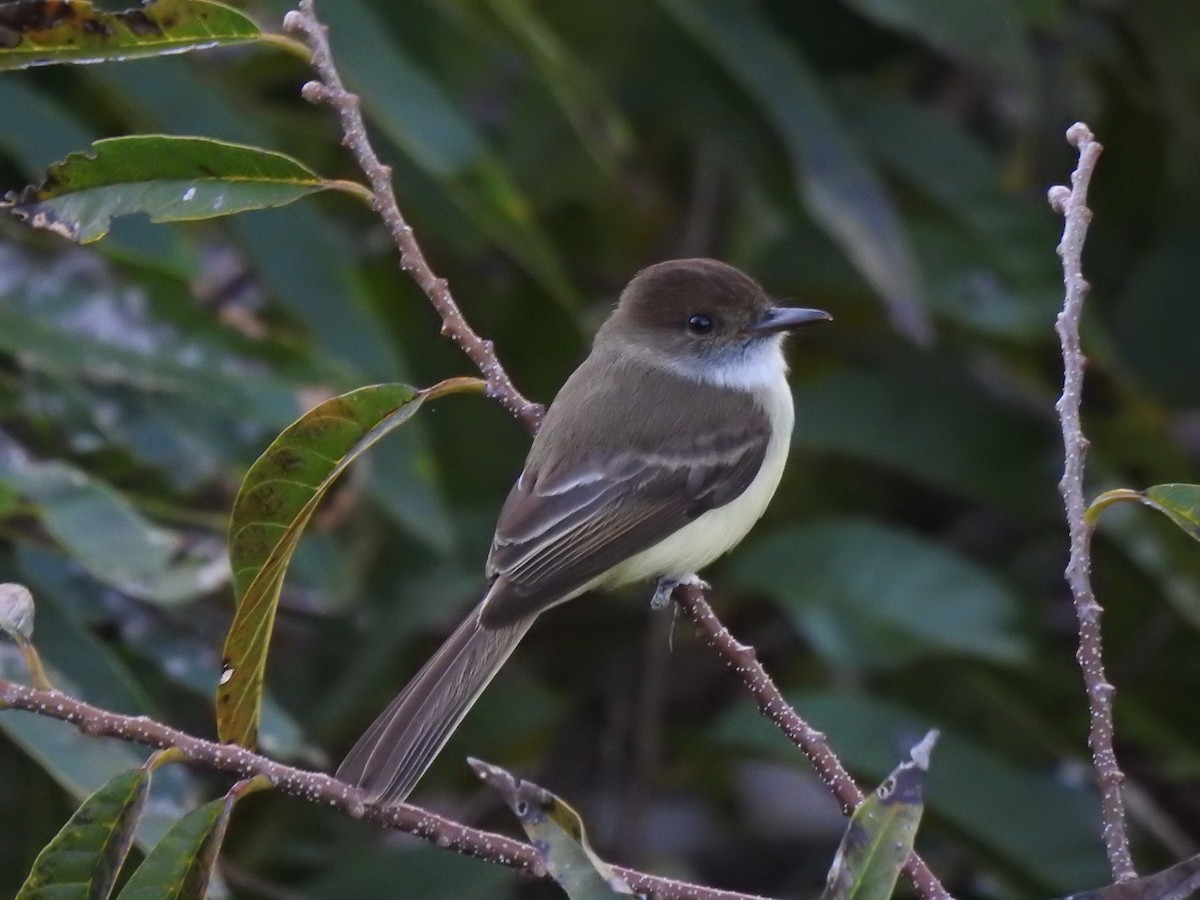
[[336, 602, 535, 805]]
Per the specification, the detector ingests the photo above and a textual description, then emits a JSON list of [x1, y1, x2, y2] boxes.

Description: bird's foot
[[650, 573, 708, 610]]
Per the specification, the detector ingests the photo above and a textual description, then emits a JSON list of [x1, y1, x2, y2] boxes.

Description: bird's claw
[[650, 573, 708, 609]]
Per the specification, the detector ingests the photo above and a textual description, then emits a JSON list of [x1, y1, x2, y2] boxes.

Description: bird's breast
[[597, 377, 794, 587]]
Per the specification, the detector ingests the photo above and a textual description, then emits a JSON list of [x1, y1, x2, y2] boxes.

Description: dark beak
[[752, 306, 833, 334]]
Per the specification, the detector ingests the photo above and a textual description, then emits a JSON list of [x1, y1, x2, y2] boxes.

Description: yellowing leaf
[[0, 0, 264, 70], [217, 378, 483, 747]]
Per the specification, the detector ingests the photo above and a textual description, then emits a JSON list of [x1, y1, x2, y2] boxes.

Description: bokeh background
[[3, 0, 1200, 897]]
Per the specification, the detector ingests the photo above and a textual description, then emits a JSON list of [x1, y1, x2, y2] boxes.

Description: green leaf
[[1141, 484, 1200, 542], [820, 732, 934, 900], [729, 518, 1025, 669], [115, 779, 263, 900], [717, 691, 1110, 892], [468, 759, 635, 898], [840, 0, 1033, 88], [658, 0, 928, 342], [16, 762, 154, 900], [217, 378, 483, 746], [0, 0, 264, 71], [0, 648, 198, 858], [80, 55, 398, 375], [0, 437, 228, 605], [4, 135, 367, 243]]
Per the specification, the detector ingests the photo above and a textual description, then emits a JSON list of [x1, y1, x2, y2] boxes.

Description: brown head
[[597, 259, 830, 376]]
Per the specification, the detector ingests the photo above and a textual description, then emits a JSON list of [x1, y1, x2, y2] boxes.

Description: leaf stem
[[257, 32, 312, 62], [324, 179, 377, 206], [1, 631, 53, 692], [1085, 489, 1145, 529]]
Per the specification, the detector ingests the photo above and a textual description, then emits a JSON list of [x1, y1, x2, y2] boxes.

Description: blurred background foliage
[[2, 0, 1200, 897]]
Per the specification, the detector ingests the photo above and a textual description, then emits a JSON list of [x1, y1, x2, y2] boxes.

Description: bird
[[336, 258, 830, 805]]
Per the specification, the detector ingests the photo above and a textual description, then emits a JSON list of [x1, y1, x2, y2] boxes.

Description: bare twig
[[672, 584, 951, 900], [282, 1, 544, 432], [0, 678, 772, 900], [282, 6, 950, 888], [1048, 122, 1135, 882], [4, 6, 956, 898]]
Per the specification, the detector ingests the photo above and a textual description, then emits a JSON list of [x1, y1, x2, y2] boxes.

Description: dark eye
[[687, 314, 713, 335]]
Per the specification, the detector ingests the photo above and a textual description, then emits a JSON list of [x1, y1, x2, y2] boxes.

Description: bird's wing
[[482, 417, 769, 626]]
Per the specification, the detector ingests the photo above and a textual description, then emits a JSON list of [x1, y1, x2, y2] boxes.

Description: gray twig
[[283, 1, 543, 432], [1048, 122, 1135, 882]]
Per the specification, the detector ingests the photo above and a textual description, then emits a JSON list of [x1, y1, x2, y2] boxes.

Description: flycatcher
[[337, 258, 830, 804]]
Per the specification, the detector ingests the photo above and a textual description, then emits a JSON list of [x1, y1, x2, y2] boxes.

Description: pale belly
[[581, 380, 794, 593]]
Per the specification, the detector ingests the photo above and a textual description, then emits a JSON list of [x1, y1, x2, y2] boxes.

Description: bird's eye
[[687, 314, 713, 335]]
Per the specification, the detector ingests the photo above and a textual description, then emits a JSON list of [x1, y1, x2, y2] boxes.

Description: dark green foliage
[[16, 766, 150, 899], [2, 1, 1200, 898]]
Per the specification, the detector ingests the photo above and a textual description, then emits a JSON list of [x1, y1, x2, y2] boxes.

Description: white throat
[[661, 335, 789, 391]]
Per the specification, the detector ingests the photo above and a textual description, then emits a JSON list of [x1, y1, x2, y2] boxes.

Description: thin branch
[[5, 5, 954, 898], [281, 8, 949, 893], [282, 0, 544, 433], [672, 584, 951, 900], [0, 679, 771, 900], [1047, 122, 1135, 882]]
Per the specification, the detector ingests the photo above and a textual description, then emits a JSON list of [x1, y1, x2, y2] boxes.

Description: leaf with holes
[[469, 758, 635, 898], [217, 378, 484, 747], [4, 135, 368, 243], [0, 0, 267, 71], [820, 732, 935, 900], [1142, 484, 1200, 543]]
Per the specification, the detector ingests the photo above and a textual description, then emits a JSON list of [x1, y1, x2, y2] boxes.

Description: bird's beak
[[751, 306, 833, 334]]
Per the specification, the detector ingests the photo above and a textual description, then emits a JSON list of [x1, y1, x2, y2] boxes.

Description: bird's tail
[[336, 602, 535, 805]]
